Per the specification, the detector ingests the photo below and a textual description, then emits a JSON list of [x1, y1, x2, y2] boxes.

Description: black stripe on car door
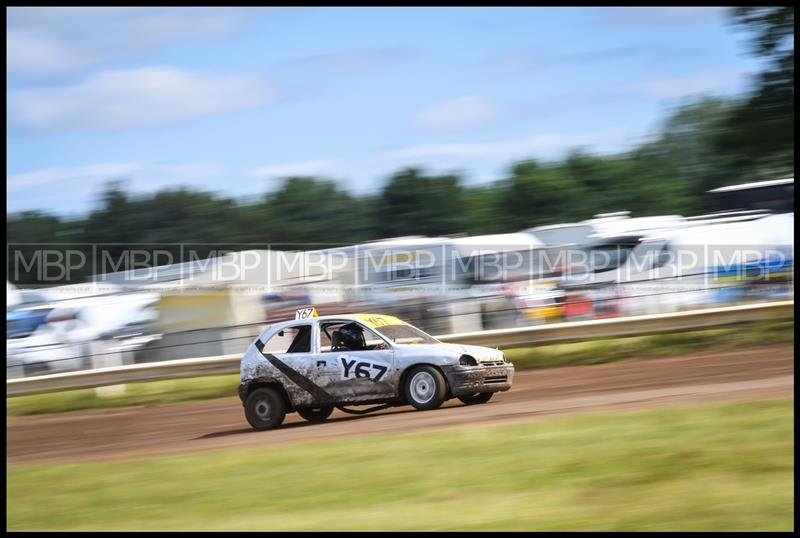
[[254, 339, 334, 403]]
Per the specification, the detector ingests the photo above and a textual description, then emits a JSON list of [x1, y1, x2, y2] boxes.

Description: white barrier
[[437, 300, 795, 348], [6, 300, 793, 398]]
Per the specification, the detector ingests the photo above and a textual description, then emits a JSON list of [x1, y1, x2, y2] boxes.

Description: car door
[[259, 322, 330, 407], [318, 320, 396, 403]]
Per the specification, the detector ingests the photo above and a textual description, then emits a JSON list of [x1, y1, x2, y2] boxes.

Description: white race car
[[238, 309, 515, 430]]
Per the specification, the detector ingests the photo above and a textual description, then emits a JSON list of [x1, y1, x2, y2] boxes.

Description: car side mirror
[[278, 330, 284, 337]]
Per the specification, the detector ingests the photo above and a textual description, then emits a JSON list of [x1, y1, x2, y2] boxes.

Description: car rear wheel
[[244, 387, 286, 431], [458, 392, 493, 405], [404, 366, 447, 411], [298, 406, 334, 423]]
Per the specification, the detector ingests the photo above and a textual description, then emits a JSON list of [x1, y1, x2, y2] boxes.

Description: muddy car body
[[238, 312, 514, 430]]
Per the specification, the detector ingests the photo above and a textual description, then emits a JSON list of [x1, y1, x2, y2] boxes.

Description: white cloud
[[413, 96, 506, 131], [490, 45, 656, 77], [623, 67, 753, 99], [250, 159, 341, 178], [383, 126, 645, 162], [491, 56, 541, 77], [6, 31, 95, 78], [595, 7, 726, 26], [7, 162, 221, 191], [285, 46, 415, 76], [7, 161, 228, 214], [11, 66, 277, 133], [7, 7, 248, 77]]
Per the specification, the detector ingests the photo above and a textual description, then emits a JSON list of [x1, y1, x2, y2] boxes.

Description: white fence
[[6, 300, 793, 397]]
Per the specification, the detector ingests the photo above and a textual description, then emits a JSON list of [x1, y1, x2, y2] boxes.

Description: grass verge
[[6, 319, 793, 417], [6, 373, 242, 417], [504, 319, 794, 369], [6, 399, 794, 531]]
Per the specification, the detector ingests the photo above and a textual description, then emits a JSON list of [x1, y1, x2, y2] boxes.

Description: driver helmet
[[338, 322, 366, 350]]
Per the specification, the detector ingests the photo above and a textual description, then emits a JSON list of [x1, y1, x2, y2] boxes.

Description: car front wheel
[[458, 392, 493, 405], [298, 406, 334, 423], [404, 366, 447, 411], [244, 387, 287, 431]]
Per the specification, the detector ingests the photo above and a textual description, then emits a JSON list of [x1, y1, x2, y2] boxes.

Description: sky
[[6, 7, 764, 216]]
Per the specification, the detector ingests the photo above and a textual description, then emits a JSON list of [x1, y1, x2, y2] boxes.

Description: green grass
[[6, 373, 242, 417], [6, 399, 794, 531], [6, 319, 793, 417], [505, 319, 794, 369]]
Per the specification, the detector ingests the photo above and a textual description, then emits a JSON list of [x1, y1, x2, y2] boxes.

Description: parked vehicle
[[6, 292, 161, 377]]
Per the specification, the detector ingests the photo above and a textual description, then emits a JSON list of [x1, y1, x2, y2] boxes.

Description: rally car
[[238, 309, 515, 430]]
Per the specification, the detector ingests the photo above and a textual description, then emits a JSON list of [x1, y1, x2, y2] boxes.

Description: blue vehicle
[[6, 308, 53, 340]]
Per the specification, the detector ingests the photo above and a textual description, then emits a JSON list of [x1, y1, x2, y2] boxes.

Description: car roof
[[270, 313, 408, 332]]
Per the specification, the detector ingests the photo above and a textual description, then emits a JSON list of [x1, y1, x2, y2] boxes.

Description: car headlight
[[459, 355, 477, 366]]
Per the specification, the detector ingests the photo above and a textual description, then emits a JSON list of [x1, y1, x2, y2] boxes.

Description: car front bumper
[[442, 362, 515, 396]]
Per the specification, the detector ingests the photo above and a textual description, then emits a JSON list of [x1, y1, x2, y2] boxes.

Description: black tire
[[404, 365, 447, 411], [298, 406, 334, 423], [458, 392, 493, 405], [244, 387, 287, 431]]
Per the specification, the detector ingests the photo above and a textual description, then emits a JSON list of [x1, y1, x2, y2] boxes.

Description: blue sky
[[7, 7, 763, 216]]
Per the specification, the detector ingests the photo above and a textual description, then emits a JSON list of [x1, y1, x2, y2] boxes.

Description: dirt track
[[7, 346, 794, 465]]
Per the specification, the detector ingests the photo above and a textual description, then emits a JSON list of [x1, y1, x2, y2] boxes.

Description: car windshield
[[376, 323, 440, 345]]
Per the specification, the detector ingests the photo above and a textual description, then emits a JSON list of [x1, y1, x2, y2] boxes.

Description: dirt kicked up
[[6, 345, 793, 465]]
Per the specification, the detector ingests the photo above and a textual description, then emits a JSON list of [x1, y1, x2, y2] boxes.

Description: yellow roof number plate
[[295, 307, 318, 320], [353, 313, 405, 329]]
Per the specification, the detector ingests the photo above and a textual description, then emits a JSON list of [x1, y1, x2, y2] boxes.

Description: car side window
[[319, 321, 388, 352], [263, 324, 312, 353]]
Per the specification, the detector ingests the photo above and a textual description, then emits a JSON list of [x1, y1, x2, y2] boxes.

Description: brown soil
[[7, 345, 794, 465]]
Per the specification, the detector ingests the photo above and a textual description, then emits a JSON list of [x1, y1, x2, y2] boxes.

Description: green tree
[[498, 160, 587, 230], [262, 177, 375, 249], [716, 6, 794, 178], [463, 184, 507, 235], [634, 98, 736, 196], [7, 211, 64, 244], [377, 168, 468, 237], [563, 151, 634, 216]]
